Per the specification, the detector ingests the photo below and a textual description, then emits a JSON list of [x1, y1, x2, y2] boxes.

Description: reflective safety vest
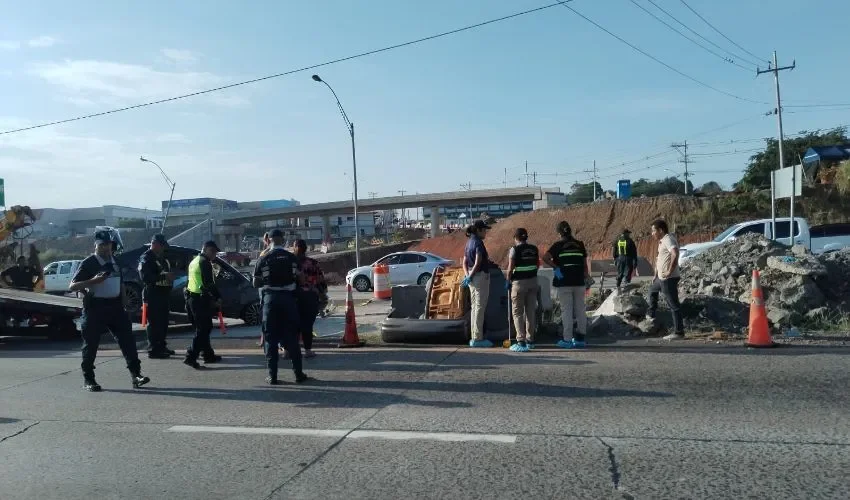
[[187, 255, 204, 294], [617, 239, 628, 257], [511, 243, 539, 281], [553, 239, 586, 287]]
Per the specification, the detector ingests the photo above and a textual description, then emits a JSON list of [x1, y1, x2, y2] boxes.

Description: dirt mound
[[413, 196, 712, 267]]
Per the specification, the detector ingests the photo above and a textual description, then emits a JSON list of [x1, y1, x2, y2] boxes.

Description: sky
[[2, 0, 849, 210]]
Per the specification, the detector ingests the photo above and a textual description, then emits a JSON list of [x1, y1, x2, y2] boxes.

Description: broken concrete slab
[[766, 255, 827, 277]]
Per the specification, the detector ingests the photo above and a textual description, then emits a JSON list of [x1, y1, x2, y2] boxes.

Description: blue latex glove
[[461, 276, 471, 288], [553, 268, 564, 280]]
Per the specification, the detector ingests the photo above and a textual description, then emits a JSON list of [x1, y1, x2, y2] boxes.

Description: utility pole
[[757, 51, 795, 241], [368, 191, 378, 199], [584, 161, 598, 202], [671, 141, 691, 194], [504, 167, 507, 188]]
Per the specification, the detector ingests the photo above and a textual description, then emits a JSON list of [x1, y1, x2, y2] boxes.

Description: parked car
[[115, 245, 261, 325], [679, 217, 850, 266], [217, 251, 251, 267], [345, 252, 454, 292], [42, 260, 82, 295]]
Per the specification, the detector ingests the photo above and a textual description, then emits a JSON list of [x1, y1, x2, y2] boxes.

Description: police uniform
[[138, 234, 174, 357], [613, 231, 638, 289], [508, 238, 540, 346], [253, 243, 308, 384], [184, 242, 223, 368], [72, 230, 150, 391], [547, 232, 589, 346]]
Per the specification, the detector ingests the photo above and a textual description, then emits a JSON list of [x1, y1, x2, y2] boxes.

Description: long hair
[[557, 221, 573, 240]]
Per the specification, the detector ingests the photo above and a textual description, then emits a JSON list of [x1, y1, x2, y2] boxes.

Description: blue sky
[[2, 0, 848, 210]]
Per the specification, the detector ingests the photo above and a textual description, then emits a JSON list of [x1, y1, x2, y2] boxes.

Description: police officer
[[139, 234, 175, 358], [69, 229, 150, 391], [613, 229, 638, 292], [253, 229, 309, 385], [543, 221, 591, 350], [184, 240, 223, 369], [506, 228, 539, 352]]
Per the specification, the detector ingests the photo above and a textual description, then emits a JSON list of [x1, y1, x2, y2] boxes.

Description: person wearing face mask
[[70, 229, 150, 392]]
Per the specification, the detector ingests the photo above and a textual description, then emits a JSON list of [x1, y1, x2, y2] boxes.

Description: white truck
[[679, 217, 850, 266], [42, 260, 83, 294]]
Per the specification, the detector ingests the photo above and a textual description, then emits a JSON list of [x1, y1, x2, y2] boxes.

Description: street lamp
[[312, 74, 361, 267], [140, 156, 176, 230]]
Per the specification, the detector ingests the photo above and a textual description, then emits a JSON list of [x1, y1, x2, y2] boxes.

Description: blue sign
[[261, 199, 299, 209], [617, 180, 631, 200]]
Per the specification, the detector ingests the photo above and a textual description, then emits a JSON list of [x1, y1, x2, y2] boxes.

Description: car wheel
[[241, 301, 262, 326], [417, 273, 432, 286], [124, 284, 143, 315], [353, 275, 372, 292]]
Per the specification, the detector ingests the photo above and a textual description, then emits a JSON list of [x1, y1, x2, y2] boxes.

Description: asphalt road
[[1, 336, 849, 499]]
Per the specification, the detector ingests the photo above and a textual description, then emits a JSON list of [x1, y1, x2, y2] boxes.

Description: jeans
[[80, 298, 141, 379], [468, 272, 491, 341], [186, 294, 215, 361], [144, 290, 170, 353], [556, 286, 587, 342], [510, 277, 539, 342], [263, 290, 302, 379], [648, 277, 684, 334], [297, 289, 319, 351]]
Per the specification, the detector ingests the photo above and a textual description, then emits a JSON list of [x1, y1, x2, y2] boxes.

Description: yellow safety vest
[[187, 255, 204, 294]]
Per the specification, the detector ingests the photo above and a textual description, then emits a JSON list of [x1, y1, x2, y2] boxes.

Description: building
[[422, 189, 565, 224], [31, 205, 160, 238], [162, 197, 301, 228]]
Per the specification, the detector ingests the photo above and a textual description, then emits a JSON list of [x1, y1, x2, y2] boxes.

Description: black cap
[[202, 240, 220, 252], [151, 234, 169, 247], [622, 229, 631, 234], [270, 228, 284, 238], [472, 220, 491, 231], [514, 227, 528, 240]]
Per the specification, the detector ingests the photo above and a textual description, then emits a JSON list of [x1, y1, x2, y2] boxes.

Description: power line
[[556, 1, 766, 104], [0, 1, 572, 136], [689, 147, 764, 157], [784, 103, 850, 108], [679, 0, 769, 65], [644, 0, 762, 68], [628, 0, 754, 71]]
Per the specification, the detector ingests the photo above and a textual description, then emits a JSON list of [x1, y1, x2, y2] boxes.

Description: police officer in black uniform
[[613, 229, 638, 291], [139, 234, 175, 358], [253, 229, 309, 385], [183, 240, 224, 369], [69, 229, 150, 391]]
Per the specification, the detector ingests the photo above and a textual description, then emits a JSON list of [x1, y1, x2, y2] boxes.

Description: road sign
[[773, 165, 802, 199]]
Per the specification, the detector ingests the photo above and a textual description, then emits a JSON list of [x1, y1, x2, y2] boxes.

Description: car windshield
[[712, 225, 740, 242]]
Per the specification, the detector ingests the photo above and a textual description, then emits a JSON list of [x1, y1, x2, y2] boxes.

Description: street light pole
[[140, 156, 176, 230], [312, 74, 360, 267]]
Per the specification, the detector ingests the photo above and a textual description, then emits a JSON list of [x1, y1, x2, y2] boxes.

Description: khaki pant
[[510, 277, 539, 342], [468, 272, 490, 341], [557, 286, 587, 341]]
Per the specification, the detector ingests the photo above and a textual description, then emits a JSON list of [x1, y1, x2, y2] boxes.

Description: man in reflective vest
[[612, 229, 638, 292], [184, 240, 223, 369], [506, 228, 539, 352], [138, 234, 175, 358]]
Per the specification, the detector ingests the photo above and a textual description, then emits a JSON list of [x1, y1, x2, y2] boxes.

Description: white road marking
[[166, 425, 347, 438], [348, 430, 517, 443], [166, 425, 516, 443]]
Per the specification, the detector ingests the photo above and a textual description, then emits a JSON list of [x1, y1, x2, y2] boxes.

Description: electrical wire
[[679, 0, 769, 65], [556, 1, 767, 104], [0, 1, 572, 136], [644, 0, 762, 68], [627, 0, 754, 71]]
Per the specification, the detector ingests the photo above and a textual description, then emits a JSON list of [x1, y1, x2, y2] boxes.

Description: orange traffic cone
[[141, 303, 148, 327], [339, 284, 365, 348], [746, 269, 774, 348]]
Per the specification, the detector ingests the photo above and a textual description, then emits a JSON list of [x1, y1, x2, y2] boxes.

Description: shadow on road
[[0, 417, 21, 424]]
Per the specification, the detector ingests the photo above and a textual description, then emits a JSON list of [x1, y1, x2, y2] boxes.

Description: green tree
[[736, 127, 848, 191], [631, 177, 693, 197], [569, 182, 604, 203], [698, 181, 724, 194]]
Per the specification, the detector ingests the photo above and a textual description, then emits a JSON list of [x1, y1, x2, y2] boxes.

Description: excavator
[[0, 205, 44, 292]]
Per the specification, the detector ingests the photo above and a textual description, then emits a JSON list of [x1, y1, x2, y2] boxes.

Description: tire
[[417, 273, 432, 286], [123, 284, 143, 315], [353, 275, 372, 293], [241, 301, 262, 326]]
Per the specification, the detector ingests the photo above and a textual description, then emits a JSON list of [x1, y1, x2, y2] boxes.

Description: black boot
[[203, 354, 223, 364], [183, 356, 204, 370], [295, 371, 310, 384], [84, 377, 102, 392], [132, 373, 150, 388]]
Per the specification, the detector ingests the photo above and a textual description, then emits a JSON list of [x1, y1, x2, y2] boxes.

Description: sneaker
[[265, 376, 282, 385], [203, 354, 223, 364], [468, 339, 494, 348], [295, 372, 310, 384], [84, 379, 102, 392], [304, 350, 317, 359], [132, 374, 150, 388], [663, 332, 685, 341], [183, 358, 204, 370]]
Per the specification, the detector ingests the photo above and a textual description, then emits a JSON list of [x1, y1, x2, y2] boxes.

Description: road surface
[[1, 336, 848, 499]]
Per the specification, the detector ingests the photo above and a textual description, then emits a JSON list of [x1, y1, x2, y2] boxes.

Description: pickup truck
[[679, 217, 850, 266], [42, 260, 82, 294]]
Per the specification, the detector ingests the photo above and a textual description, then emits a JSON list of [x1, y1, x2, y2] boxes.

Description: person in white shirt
[[647, 219, 684, 340]]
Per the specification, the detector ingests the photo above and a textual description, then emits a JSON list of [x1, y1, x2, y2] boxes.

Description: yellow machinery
[[0, 205, 44, 291]]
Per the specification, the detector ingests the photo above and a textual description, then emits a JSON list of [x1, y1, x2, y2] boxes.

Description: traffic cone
[[746, 269, 774, 348], [339, 284, 365, 348], [218, 310, 227, 336], [141, 303, 148, 327]]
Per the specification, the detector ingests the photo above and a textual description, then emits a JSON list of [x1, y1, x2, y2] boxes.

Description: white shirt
[[89, 254, 122, 298]]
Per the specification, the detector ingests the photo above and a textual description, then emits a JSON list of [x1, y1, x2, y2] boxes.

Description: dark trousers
[[145, 291, 170, 353], [263, 290, 302, 379], [648, 277, 684, 334], [80, 298, 141, 379], [616, 257, 634, 288], [186, 294, 215, 361], [297, 289, 319, 351]]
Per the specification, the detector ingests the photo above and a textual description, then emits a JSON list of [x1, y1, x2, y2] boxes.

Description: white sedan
[[346, 252, 454, 292]]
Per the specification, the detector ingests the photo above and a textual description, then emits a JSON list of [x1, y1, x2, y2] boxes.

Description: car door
[[382, 254, 405, 285], [42, 262, 59, 291], [394, 253, 425, 284], [400, 253, 429, 283], [55, 261, 74, 291]]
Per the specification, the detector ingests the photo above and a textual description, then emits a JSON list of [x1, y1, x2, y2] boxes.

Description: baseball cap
[[472, 220, 491, 231], [151, 234, 169, 247], [202, 240, 220, 252]]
